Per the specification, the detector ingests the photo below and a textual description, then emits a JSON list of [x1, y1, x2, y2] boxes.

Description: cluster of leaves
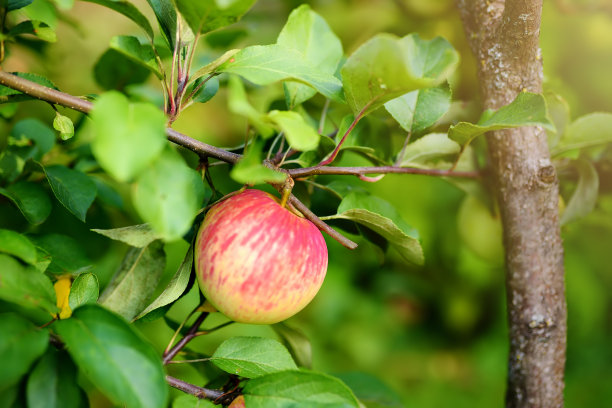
[[2, 0, 612, 407]]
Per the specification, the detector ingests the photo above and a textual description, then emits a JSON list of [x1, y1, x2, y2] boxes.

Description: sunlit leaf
[[449, 92, 555, 148], [385, 84, 451, 136], [398, 133, 460, 167], [90, 91, 167, 182], [230, 140, 287, 185], [8, 20, 56, 42], [324, 192, 424, 265], [175, 0, 256, 34], [342, 33, 459, 115], [53, 113, 74, 140], [218, 45, 344, 102], [243, 370, 359, 408], [132, 148, 207, 241], [552, 112, 612, 156], [211, 337, 298, 379], [227, 76, 274, 138], [267, 110, 320, 151], [277, 4, 343, 107], [92, 224, 160, 248]]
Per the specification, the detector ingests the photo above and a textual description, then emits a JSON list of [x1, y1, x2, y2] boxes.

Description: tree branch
[[457, 1, 566, 407], [165, 375, 239, 405], [289, 165, 480, 179]]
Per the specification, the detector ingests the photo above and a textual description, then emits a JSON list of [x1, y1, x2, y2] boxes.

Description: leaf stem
[[163, 312, 208, 365], [318, 99, 376, 167]]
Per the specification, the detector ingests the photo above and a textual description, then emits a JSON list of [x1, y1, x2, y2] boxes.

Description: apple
[[194, 189, 328, 324]]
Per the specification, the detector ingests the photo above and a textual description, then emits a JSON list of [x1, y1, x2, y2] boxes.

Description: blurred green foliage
[[1, 0, 612, 407]]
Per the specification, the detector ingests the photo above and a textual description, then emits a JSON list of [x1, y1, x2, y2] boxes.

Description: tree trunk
[[456, 1, 567, 407]]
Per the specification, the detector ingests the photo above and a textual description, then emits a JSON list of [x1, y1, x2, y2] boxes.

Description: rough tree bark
[[456, 1, 566, 407]]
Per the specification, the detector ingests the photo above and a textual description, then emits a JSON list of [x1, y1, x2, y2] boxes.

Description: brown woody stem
[[457, 1, 566, 406]]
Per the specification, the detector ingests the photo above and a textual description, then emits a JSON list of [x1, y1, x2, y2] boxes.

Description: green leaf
[[385, 84, 451, 136], [544, 91, 570, 149], [29, 234, 91, 275], [26, 349, 87, 408], [552, 113, 612, 156], [335, 372, 404, 408], [53, 113, 74, 141], [90, 91, 167, 182], [398, 133, 460, 167], [135, 244, 193, 320], [190, 76, 220, 104], [211, 337, 297, 379], [109, 35, 161, 78], [190, 49, 239, 84], [0, 254, 58, 315], [132, 148, 206, 241], [94, 49, 151, 90], [92, 224, 160, 248], [8, 20, 56, 42], [227, 75, 274, 138], [10, 118, 55, 160], [0, 313, 49, 388], [68, 273, 99, 311], [449, 92, 555, 148], [172, 395, 216, 408], [272, 323, 312, 369], [54, 305, 167, 408], [230, 140, 287, 185], [324, 192, 424, 265], [175, 0, 256, 34], [83, 0, 154, 38], [243, 370, 359, 408], [7, 0, 34, 11], [99, 241, 166, 321], [41, 164, 97, 222], [561, 159, 599, 225], [341, 33, 459, 115], [277, 4, 343, 107], [0, 181, 52, 224], [0, 229, 37, 264], [267, 110, 320, 151], [145, 0, 177, 49], [218, 44, 344, 103]]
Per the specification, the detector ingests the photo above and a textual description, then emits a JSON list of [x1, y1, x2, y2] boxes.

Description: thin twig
[[318, 99, 376, 167], [289, 165, 480, 179], [165, 375, 227, 401], [163, 312, 208, 365], [288, 194, 358, 250]]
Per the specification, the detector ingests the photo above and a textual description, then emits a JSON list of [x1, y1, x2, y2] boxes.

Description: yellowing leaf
[[54, 276, 72, 319]]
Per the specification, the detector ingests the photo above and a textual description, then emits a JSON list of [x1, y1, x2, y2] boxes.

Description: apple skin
[[195, 189, 328, 324]]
